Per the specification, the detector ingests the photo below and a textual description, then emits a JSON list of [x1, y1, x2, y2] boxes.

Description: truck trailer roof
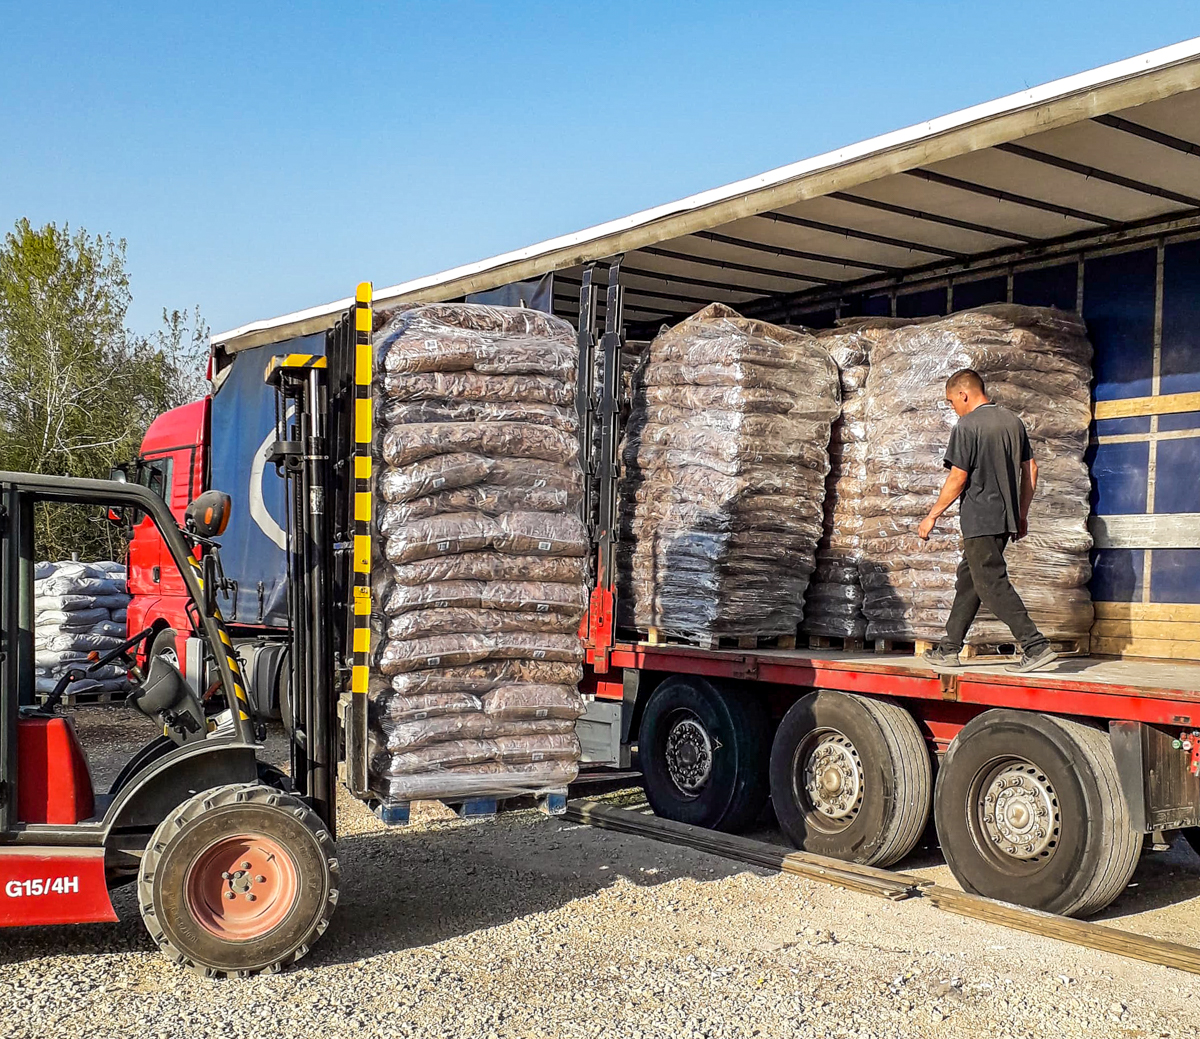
[[212, 36, 1200, 354]]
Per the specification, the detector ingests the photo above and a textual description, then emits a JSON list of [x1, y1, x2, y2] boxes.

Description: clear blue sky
[[2, 2, 1198, 338]]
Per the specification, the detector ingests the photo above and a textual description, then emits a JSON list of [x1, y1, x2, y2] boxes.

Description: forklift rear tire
[[769, 691, 932, 867], [933, 710, 1140, 917], [138, 782, 339, 977], [638, 675, 770, 833]]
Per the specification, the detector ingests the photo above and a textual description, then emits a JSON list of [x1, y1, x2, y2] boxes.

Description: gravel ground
[[4, 706, 1200, 1039]]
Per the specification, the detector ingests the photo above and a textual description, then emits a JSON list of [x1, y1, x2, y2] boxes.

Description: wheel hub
[[802, 731, 863, 821], [664, 716, 713, 794], [978, 761, 1059, 860], [185, 834, 299, 940]]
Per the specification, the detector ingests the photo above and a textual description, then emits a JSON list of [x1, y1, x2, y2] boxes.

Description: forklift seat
[[16, 715, 96, 824]]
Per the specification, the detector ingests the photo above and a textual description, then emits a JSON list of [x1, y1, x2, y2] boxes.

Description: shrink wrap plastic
[[859, 305, 1094, 643], [617, 304, 839, 639], [369, 303, 588, 801], [34, 561, 131, 697], [802, 330, 872, 639]]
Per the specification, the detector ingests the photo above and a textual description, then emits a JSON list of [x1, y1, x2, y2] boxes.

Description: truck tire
[[769, 691, 931, 867], [638, 675, 770, 832], [149, 627, 180, 668], [934, 710, 1140, 917], [138, 782, 339, 977]]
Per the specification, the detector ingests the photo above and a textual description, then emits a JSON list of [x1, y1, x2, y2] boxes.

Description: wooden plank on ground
[[564, 800, 924, 902], [924, 885, 1200, 975]]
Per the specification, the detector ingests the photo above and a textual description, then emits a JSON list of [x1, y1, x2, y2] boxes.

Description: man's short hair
[[946, 368, 985, 395]]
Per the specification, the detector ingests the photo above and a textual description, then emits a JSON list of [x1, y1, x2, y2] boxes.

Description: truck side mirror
[[186, 490, 231, 539]]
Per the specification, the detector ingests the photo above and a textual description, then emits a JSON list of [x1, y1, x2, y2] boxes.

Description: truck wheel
[[149, 627, 180, 668], [934, 710, 1140, 917], [138, 782, 339, 977], [638, 675, 770, 832], [769, 691, 931, 867]]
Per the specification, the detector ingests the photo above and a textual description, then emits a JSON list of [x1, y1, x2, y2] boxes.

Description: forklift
[[0, 291, 378, 975], [0, 474, 340, 975]]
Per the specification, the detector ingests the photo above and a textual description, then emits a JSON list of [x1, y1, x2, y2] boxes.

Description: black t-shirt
[[943, 402, 1032, 538]]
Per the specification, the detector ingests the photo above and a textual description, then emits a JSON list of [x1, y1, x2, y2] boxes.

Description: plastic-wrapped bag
[[383, 579, 589, 618], [376, 632, 585, 675], [482, 684, 587, 721], [388, 552, 588, 586], [370, 761, 579, 801], [386, 660, 583, 696]]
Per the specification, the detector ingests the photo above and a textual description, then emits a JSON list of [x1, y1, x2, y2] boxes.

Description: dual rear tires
[[934, 710, 1141, 917], [638, 677, 1141, 916]]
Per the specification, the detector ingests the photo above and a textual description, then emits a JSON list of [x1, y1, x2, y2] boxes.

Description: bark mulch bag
[[34, 560, 132, 697], [617, 303, 839, 640], [859, 305, 1094, 645], [369, 302, 589, 802], [802, 329, 871, 641]]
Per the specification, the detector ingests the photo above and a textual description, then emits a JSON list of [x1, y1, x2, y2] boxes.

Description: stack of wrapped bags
[[859, 304, 1094, 644], [35, 560, 131, 698], [802, 328, 872, 641], [617, 303, 840, 640], [369, 303, 590, 803]]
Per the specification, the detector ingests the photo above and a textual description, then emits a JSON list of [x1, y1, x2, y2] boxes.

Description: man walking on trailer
[[917, 369, 1058, 674]]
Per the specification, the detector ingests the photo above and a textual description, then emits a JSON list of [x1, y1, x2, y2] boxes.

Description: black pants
[[942, 534, 1048, 654]]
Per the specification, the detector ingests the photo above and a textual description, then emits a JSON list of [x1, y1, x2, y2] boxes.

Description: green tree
[[0, 219, 207, 560]]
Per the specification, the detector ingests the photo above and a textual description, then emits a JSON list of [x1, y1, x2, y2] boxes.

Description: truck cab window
[[139, 457, 173, 503]]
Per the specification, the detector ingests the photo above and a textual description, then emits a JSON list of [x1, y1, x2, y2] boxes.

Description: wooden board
[[1092, 636, 1200, 661], [1094, 602, 1200, 623]]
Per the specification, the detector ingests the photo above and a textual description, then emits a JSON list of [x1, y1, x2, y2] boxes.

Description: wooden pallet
[[374, 788, 567, 828], [644, 627, 796, 651], [868, 637, 1089, 660], [960, 637, 1089, 662], [805, 634, 868, 652], [35, 688, 123, 707]]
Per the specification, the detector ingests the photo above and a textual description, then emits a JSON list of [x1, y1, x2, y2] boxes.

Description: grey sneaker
[[1006, 645, 1058, 673], [923, 646, 964, 670]]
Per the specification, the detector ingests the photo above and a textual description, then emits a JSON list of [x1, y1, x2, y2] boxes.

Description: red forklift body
[[0, 848, 116, 926], [16, 716, 95, 824]]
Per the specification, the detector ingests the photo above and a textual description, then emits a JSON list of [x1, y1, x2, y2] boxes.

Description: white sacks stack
[[618, 303, 840, 640], [369, 303, 590, 803], [860, 305, 1094, 644], [34, 560, 131, 698], [802, 329, 872, 641]]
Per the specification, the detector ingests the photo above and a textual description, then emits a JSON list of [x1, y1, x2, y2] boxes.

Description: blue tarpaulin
[[209, 333, 324, 627]]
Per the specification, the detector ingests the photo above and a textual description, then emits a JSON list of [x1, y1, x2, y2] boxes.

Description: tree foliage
[[0, 219, 208, 560]]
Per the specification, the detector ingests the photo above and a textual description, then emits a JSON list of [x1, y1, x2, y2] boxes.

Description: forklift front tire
[[138, 782, 339, 977]]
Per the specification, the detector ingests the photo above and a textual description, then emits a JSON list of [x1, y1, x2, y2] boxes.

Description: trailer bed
[[599, 642, 1200, 728]]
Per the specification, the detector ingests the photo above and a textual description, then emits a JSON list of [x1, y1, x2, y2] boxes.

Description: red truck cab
[[125, 399, 210, 662]]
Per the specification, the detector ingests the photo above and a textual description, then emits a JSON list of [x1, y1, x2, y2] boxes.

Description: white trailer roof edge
[[213, 36, 1200, 353]]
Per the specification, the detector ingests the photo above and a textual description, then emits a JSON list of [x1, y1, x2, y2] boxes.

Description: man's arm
[[1016, 457, 1038, 540], [918, 467, 969, 540]]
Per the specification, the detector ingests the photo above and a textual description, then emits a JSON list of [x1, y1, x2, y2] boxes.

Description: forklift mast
[[265, 283, 374, 834]]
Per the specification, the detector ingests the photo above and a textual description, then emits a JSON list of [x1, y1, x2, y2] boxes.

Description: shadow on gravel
[[305, 807, 758, 970]]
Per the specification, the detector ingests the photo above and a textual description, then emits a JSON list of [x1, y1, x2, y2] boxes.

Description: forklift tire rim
[[185, 833, 299, 941]]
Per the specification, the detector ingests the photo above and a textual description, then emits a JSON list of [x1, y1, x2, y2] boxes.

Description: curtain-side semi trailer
[[204, 39, 1200, 919]]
